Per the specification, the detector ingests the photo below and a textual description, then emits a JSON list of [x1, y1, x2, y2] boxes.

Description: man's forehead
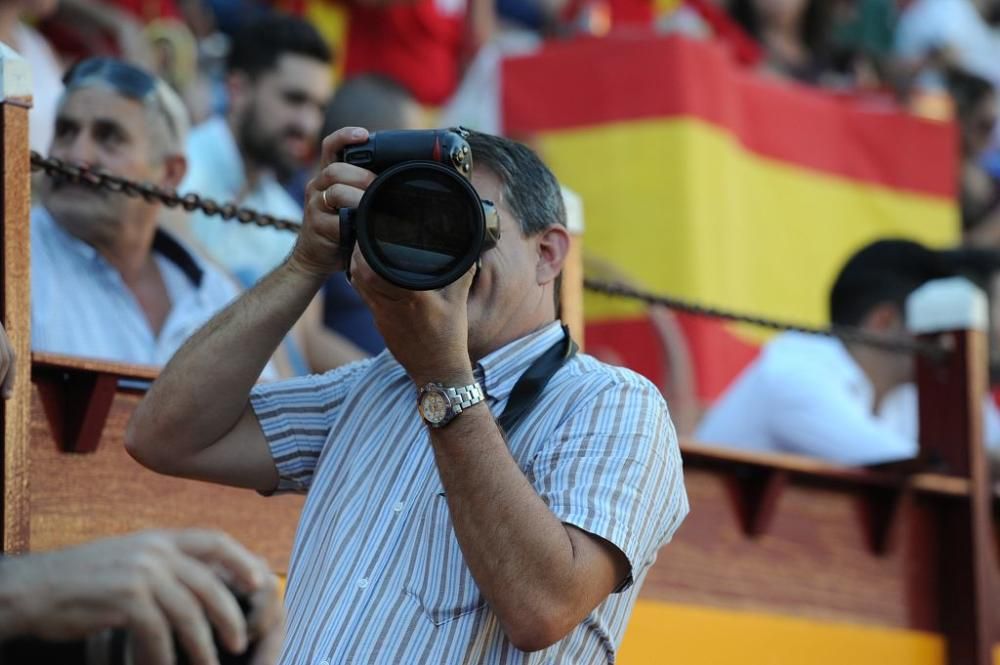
[[60, 86, 147, 121], [264, 54, 331, 87]]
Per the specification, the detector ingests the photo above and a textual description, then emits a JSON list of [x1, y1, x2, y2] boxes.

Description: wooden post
[[911, 277, 997, 665], [560, 186, 584, 349], [0, 43, 32, 554]]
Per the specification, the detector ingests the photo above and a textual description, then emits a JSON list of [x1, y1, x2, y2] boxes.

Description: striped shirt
[[251, 322, 689, 664]]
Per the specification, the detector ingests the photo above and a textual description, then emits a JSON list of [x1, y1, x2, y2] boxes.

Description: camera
[[338, 127, 500, 291]]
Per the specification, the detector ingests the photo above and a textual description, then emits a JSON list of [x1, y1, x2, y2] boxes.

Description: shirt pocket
[[403, 485, 486, 626]]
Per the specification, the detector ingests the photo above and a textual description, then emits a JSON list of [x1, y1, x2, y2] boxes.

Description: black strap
[[496, 325, 578, 436]]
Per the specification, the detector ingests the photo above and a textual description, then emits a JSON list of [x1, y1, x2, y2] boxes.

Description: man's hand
[[0, 322, 15, 399], [3, 529, 283, 665], [350, 250, 476, 385], [291, 127, 376, 279]]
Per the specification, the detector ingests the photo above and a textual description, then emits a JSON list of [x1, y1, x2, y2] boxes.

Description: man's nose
[[60, 133, 98, 168], [295, 107, 323, 139]]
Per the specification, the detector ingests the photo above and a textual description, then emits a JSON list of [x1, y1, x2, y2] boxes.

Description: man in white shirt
[[180, 14, 333, 284], [895, 0, 1000, 89], [697, 239, 999, 465], [30, 58, 258, 372]]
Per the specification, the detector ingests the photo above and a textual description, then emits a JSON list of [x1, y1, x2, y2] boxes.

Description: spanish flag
[[502, 35, 959, 405]]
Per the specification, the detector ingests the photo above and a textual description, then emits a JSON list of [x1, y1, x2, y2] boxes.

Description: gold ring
[[321, 188, 334, 212]]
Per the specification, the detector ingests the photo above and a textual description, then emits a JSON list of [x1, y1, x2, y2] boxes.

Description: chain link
[[29, 151, 949, 360], [584, 279, 946, 359], [30, 151, 303, 233]]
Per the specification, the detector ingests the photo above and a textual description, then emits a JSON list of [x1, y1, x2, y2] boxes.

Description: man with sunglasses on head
[[128, 127, 689, 664], [31, 58, 253, 371]]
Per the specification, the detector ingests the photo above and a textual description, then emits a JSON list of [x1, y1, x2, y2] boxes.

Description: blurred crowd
[[14, 0, 1000, 435]]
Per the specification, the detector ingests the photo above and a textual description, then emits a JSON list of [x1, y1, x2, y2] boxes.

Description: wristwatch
[[417, 381, 485, 428]]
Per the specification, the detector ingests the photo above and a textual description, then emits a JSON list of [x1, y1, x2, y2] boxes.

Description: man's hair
[[323, 74, 419, 135], [227, 14, 332, 78], [946, 66, 995, 121], [466, 131, 567, 312], [829, 239, 955, 327], [57, 73, 189, 162]]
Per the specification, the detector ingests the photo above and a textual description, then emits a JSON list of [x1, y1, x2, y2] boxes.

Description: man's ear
[[536, 224, 571, 286], [864, 302, 905, 333], [160, 154, 187, 190]]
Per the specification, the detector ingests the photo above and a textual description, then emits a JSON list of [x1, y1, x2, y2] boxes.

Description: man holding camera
[[127, 127, 688, 663]]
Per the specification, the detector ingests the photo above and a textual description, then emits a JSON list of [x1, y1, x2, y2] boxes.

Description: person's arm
[[0, 529, 282, 665], [126, 127, 375, 491], [348, 254, 684, 650], [297, 293, 369, 373], [427, 380, 683, 651]]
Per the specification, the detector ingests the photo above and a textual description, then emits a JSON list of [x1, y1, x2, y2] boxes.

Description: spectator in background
[[179, 13, 368, 375], [0, 0, 64, 153], [180, 14, 332, 284], [30, 58, 254, 372], [730, 0, 835, 84], [696, 239, 1000, 465], [338, 0, 481, 106], [315, 74, 426, 358], [947, 68, 1000, 247], [894, 0, 1000, 91]]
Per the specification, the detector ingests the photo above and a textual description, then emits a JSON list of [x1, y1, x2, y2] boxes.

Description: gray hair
[[466, 131, 567, 312], [465, 131, 566, 236]]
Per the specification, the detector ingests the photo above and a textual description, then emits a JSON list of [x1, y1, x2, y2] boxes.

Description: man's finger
[[313, 183, 365, 214], [320, 127, 369, 169], [310, 162, 376, 194], [151, 569, 219, 665], [173, 555, 249, 656], [126, 597, 176, 665], [173, 530, 266, 594]]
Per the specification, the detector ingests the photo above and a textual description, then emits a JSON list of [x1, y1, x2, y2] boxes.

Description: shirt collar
[[474, 321, 566, 404], [38, 206, 204, 288]]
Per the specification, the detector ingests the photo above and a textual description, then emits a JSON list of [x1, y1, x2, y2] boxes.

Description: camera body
[[341, 127, 473, 179], [337, 127, 500, 291]]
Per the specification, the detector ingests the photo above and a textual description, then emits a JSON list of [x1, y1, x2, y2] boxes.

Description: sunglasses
[[62, 57, 180, 143]]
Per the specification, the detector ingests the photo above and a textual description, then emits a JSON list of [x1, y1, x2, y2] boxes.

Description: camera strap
[[496, 325, 578, 436]]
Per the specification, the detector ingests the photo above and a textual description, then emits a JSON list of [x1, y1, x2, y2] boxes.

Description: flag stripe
[[503, 35, 956, 197]]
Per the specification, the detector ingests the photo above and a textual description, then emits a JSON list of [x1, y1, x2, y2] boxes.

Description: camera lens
[[358, 162, 485, 290]]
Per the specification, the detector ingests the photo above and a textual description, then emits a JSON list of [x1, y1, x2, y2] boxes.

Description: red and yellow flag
[[502, 35, 959, 403]]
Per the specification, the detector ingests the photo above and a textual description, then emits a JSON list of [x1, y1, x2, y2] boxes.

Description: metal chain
[[29, 151, 947, 359], [30, 151, 303, 232], [584, 279, 946, 359]]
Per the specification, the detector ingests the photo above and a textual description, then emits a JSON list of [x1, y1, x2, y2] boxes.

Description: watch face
[[420, 391, 449, 424]]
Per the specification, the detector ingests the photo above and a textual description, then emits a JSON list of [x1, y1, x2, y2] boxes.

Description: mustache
[[48, 172, 111, 198]]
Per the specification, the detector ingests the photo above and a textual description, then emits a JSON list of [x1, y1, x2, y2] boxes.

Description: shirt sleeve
[[250, 358, 375, 494], [528, 372, 689, 592]]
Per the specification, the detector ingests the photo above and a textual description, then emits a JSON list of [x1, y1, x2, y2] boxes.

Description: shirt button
[[358, 578, 369, 589], [393, 501, 404, 513], [319, 660, 330, 665]]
